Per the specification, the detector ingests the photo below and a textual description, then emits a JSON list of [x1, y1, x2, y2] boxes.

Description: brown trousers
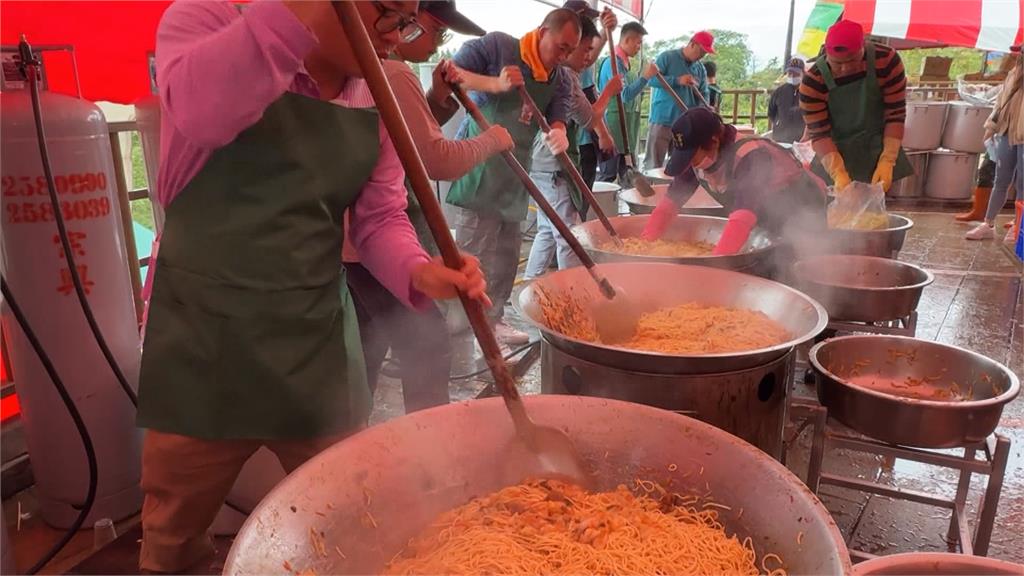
[[139, 430, 345, 573]]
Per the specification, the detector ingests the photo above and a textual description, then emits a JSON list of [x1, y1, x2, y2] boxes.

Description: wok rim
[[573, 214, 778, 262], [518, 263, 830, 365], [828, 213, 915, 234], [852, 551, 1024, 575], [809, 335, 1021, 410], [792, 255, 935, 293]]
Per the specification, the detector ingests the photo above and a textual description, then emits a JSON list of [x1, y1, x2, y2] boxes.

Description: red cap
[[691, 31, 716, 55], [825, 20, 865, 57]]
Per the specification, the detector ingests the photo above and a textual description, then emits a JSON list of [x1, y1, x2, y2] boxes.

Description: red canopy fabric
[[844, 0, 1024, 53], [1, 1, 171, 103]]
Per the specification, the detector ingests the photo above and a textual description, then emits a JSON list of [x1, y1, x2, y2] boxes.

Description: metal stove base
[[789, 399, 1010, 561], [541, 338, 795, 460]]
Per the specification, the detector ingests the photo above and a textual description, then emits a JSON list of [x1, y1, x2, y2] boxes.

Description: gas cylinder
[[133, 95, 165, 232], [0, 86, 143, 528]]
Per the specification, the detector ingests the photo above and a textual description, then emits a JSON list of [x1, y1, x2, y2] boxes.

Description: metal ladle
[[337, 2, 589, 481]]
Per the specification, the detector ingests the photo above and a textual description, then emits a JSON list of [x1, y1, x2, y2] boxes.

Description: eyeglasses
[[372, 1, 425, 43]]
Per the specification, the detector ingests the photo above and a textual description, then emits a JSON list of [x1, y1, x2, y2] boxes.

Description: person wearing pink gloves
[[640, 107, 827, 273]]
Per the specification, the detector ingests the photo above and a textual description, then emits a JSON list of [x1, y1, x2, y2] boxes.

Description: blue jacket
[[648, 50, 709, 127]]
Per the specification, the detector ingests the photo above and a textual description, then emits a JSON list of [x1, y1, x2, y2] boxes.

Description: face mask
[[787, 76, 801, 85]]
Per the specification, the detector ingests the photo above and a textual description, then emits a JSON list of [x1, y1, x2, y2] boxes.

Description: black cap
[[562, 0, 600, 20], [664, 107, 724, 177], [421, 0, 486, 37]]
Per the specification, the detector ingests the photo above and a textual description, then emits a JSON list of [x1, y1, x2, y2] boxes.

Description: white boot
[[965, 222, 995, 240]]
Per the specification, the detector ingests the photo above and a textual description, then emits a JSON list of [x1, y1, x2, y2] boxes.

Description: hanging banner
[[599, 0, 644, 20], [797, 0, 846, 60], [844, 0, 1024, 53]]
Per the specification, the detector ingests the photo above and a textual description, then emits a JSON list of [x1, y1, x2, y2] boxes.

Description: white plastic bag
[[827, 182, 889, 230], [792, 140, 816, 168]]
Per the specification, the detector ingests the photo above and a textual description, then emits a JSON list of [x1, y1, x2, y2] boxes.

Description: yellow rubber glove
[[871, 136, 902, 192], [820, 151, 852, 193]]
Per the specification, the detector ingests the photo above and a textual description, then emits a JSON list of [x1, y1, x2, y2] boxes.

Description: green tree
[[895, 46, 984, 80]]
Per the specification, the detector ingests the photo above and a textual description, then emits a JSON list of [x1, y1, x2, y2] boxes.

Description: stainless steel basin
[[793, 255, 934, 322], [811, 335, 1020, 448], [827, 214, 914, 258]]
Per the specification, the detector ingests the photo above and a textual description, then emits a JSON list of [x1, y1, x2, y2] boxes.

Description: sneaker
[[965, 223, 995, 240], [1005, 227, 1018, 243], [494, 321, 530, 345]]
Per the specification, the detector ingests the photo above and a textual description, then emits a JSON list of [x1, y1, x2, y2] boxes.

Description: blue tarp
[[133, 221, 154, 282]]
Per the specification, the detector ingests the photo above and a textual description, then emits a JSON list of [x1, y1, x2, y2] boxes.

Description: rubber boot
[[955, 186, 991, 222], [1009, 200, 1024, 242]]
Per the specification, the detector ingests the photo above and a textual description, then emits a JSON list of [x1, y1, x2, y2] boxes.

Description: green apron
[[138, 92, 378, 439], [446, 62, 558, 222], [598, 55, 641, 154], [812, 43, 912, 185]]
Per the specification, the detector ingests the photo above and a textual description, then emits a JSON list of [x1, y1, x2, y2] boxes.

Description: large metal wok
[[572, 214, 776, 274], [853, 552, 1024, 575], [619, 183, 727, 217], [517, 262, 828, 374], [827, 214, 914, 258], [793, 255, 934, 322], [811, 335, 1020, 448], [223, 396, 852, 575]]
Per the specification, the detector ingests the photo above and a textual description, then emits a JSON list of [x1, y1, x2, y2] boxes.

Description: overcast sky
[[447, 0, 819, 68]]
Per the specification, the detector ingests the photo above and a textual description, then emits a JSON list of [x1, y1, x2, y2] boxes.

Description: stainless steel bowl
[[792, 255, 934, 322], [853, 552, 1024, 575], [619, 183, 727, 217], [224, 396, 852, 575], [827, 214, 914, 258], [517, 262, 828, 374], [810, 335, 1020, 448], [641, 167, 672, 183], [572, 214, 776, 273]]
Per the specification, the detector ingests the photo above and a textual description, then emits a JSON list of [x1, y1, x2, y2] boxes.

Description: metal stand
[[827, 310, 918, 338], [802, 410, 1011, 560]]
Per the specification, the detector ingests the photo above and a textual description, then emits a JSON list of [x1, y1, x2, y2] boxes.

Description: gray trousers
[[524, 170, 582, 279], [644, 123, 674, 170], [986, 134, 1023, 222], [451, 206, 522, 323]]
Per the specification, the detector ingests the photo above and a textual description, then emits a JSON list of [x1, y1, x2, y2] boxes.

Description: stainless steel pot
[[903, 101, 949, 150], [925, 151, 979, 200], [517, 262, 828, 374], [941, 102, 993, 154], [810, 335, 1020, 448], [828, 214, 914, 258], [571, 214, 776, 273], [619, 183, 727, 217], [853, 552, 1024, 575], [586, 181, 621, 221], [792, 255, 934, 322], [224, 396, 852, 575], [889, 151, 928, 198]]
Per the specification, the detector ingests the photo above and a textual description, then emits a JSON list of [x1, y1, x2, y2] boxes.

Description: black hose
[[2, 278, 98, 576], [22, 42, 138, 409]]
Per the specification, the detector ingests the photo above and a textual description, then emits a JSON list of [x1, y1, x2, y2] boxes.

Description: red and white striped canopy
[[844, 0, 1024, 52]]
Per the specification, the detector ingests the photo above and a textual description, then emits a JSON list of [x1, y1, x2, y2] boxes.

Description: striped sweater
[[799, 43, 907, 155]]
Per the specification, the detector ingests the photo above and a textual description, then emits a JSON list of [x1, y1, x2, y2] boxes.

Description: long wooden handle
[[516, 86, 620, 242], [655, 72, 689, 113], [690, 84, 711, 108], [605, 27, 633, 167], [336, 2, 526, 414], [452, 84, 616, 300]]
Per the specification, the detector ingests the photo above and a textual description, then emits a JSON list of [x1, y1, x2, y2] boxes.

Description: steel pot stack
[[897, 100, 990, 201], [518, 263, 828, 459]]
